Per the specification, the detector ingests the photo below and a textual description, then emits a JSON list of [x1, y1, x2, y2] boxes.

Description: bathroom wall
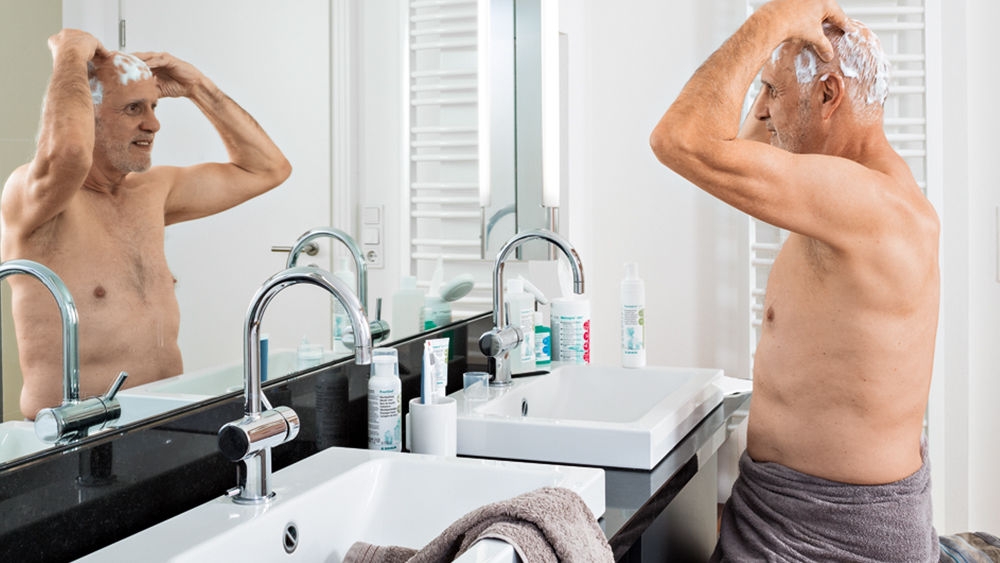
[[0, 0, 62, 420], [963, 0, 1000, 533], [556, 0, 750, 379], [937, 0, 1000, 535]]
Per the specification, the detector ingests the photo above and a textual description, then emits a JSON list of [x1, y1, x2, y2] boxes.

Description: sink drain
[[283, 522, 299, 554], [521, 398, 528, 417]]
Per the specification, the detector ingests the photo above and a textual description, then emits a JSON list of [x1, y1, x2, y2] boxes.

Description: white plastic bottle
[[505, 278, 536, 374], [332, 257, 357, 355], [620, 262, 646, 368], [367, 349, 401, 451], [550, 297, 591, 364], [392, 275, 424, 338]]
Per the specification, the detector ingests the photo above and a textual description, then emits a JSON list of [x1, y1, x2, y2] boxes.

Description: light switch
[[360, 204, 384, 269], [363, 206, 381, 225]]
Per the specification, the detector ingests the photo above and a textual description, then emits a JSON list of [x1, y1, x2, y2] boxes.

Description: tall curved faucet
[[0, 259, 127, 443], [479, 229, 585, 386], [286, 227, 368, 313], [217, 266, 374, 504], [285, 227, 390, 345]]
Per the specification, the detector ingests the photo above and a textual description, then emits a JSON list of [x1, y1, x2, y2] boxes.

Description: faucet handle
[[103, 371, 128, 400], [270, 242, 319, 256], [478, 326, 523, 357], [341, 319, 391, 347], [218, 405, 301, 462], [34, 371, 129, 443]]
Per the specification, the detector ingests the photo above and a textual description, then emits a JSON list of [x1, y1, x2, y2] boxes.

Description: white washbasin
[[78, 447, 605, 562], [113, 394, 203, 426], [454, 364, 724, 469], [0, 420, 52, 463], [113, 349, 303, 425], [123, 348, 300, 398]]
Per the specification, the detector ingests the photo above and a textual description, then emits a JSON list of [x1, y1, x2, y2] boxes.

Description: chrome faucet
[[286, 228, 368, 309], [217, 266, 374, 504], [285, 227, 390, 344], [479, 229, 585, 386], [0, 259, 127, 443]]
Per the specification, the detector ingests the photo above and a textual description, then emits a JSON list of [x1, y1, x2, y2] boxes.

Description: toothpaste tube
[[428, 337, 449, 399]]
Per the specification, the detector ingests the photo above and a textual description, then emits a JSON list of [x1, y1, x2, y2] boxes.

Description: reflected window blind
[[746, 0, 928, 374], [407, 0, 492, 319]]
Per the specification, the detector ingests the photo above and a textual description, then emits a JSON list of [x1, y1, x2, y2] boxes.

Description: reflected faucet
[[217, 266, 374, 504], [481, 203, 516, 258], [286, 228, 367, 309], [479, 229, 585, 387], [0, 259, 127, 443], [285, 227, 390, 345]]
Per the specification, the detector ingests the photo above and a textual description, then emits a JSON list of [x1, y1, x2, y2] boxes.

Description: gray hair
[[783, 19, 890, 120]]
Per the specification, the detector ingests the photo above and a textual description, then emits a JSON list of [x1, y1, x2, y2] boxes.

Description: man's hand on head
[[134, 52, 206, 99], [763, 0, 852, 61], [48, 28, 108, 61]]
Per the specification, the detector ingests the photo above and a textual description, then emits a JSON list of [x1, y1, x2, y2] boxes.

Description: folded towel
[[343, 486, 613, 563], [939, 531, 1000, 563]]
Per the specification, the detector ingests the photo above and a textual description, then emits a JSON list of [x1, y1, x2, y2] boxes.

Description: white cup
[[406, 396, 457, 456]]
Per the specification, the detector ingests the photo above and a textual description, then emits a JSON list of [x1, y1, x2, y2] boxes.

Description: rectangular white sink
[[113, 394, 204, 426], [0, 420, 52, 463], [454, 364, 724, 469], [78, 447, 605, 562], [123, 348, 300, 398], [113, 349, 301, 425]]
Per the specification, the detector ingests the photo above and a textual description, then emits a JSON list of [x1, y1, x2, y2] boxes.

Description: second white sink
[[78, 447, 605, 562], [454, 364, 724, 469]]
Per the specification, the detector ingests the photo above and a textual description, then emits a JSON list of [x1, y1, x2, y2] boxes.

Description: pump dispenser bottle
[[368, 349, 401, 451], [505, 278, 535, 374], [620, 262, 646, 368], [392, 275, 424, 338]]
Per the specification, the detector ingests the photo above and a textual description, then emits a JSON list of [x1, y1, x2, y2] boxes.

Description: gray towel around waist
[[712, 445, 938, 562]]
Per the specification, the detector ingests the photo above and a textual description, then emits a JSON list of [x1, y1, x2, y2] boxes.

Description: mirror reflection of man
[[0, 29, 291, 420]]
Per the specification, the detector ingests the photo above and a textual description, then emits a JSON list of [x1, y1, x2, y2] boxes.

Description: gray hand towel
[[343, 486, 613, 563]]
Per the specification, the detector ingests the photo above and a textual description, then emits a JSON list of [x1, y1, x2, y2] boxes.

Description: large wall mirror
[[0, 0, 553, 468]]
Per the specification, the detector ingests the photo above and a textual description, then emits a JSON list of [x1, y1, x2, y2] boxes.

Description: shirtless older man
[[650, 0, 940, 560], [1, 29, 291, 420]]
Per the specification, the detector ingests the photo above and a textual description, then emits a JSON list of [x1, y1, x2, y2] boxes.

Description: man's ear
[[818, 73, 845, 119]]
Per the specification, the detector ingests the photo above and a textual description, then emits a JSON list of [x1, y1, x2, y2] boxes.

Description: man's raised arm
[[2, 30, 107, 239], [647, 0, 873, 244], [138, 52, 292, 225]]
